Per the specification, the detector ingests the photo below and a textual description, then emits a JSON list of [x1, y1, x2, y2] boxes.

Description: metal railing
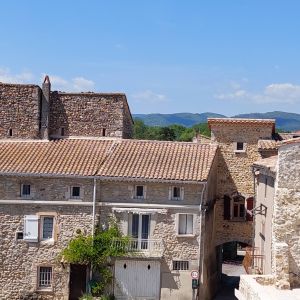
[[112, 238, 164, 258], [243, 247, 265, 274]]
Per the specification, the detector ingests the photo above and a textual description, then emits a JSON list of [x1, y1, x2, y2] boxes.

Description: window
[[173, 260, 189, 271], [135, 185, 144, 199], [16, 232, 24, 240], [171, 186, 183, 200], [8, 128, 13, 137], [178, 214, 193, 235], [234, 142, 246, 153], [21, 184, 31, 198], [38, 266, 52, 289], [102, 128, 106, 137], [129, 213, 150, 250], [60, 127, 65, 136], [264, 176, 268, 198], [41, 217, 54, 240], [232, 195, 246, 219], [71, 186, 81, 199]]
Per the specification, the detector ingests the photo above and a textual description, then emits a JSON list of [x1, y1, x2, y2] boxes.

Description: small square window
[[38, 266, 52, 288], [21, 184, 31, 198], [16, 232, 24, 240], [71, 186, 81, 199], [135, 186, 144, 199], [235, 142, 246, 152], [42, 217, 54, 240]]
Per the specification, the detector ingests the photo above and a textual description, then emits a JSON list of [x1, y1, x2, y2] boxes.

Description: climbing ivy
[[60, 221, 129, 296]]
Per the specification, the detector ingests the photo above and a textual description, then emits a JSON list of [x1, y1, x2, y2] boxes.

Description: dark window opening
[[173, 187, 181, 199], [8, 129, 13, 137], [102, 128, 106, 137], [136, 186, 144, 198], [61, 127, 65, 136], [236, 142, 244, 151], [16, 232, 24, 240], [22, 184, 31, 196], [71, 187, 80, 198]]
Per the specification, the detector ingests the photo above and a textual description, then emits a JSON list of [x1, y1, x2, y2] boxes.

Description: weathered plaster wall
[[272, 141, 300, 288], [0, 83, 41, 139]]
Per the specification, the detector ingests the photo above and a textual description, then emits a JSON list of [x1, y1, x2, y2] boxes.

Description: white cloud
[[132, 90, 168, 103], [0, 67, 34, 83], [215, 83, 300, 104], [41, 74, 95, 92], [72, 77, 95, 92]]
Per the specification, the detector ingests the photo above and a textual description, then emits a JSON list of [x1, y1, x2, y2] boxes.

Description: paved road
[[213, 263, 246, 300]]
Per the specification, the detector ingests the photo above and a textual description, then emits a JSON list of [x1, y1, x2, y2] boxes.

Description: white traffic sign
[[191, 270, 199, 279]]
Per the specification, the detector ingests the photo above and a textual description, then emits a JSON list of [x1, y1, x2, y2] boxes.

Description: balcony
[[112, 238, 164, 258]]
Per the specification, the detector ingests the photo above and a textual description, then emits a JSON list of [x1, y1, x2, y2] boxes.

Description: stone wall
[[0, 83, 41, 139], [272, 141, 300, 288], [49, 92, 133, 139], [0, 176, 94, 202], [0, 204, 93, 300], [210, 124, 273, 246]]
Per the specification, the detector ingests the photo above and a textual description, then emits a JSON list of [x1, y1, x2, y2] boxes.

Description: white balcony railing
[[112, 238, 164, 258]]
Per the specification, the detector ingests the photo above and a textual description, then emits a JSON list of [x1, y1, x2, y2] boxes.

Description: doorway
[[69, 264, 87, 300]]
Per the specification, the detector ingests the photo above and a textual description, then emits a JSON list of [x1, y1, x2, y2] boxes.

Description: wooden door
[[69, 264, 87, 300]]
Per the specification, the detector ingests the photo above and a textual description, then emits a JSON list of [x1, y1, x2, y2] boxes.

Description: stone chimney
[[40, 75, 51, 139], [193, 131, 201, 143]]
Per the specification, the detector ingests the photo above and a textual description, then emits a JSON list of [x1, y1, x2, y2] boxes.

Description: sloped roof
[[98, 140, 217, 182], [258, 139, 278, 151], [0, 139, 217, 182], [0, 139, 114, 176], [253, 155, 278, 174]]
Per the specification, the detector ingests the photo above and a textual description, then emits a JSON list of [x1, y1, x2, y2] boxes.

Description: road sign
[[191, 270, 199, 279]]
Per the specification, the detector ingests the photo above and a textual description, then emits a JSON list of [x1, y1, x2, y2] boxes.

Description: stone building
[[237, 138, 300, 300], [0, 77, 133, 140]]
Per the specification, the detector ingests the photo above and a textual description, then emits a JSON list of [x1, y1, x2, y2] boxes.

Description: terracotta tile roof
[[280, 137, 300, 146], [0, 139, 217, 182], [258, 139, 278, 150], [0, 139, 114, 176], [277, 132, 300, 140], [253, 156, 278, 173], [208, 118, 275, 130], [98, 140, 217, 182]]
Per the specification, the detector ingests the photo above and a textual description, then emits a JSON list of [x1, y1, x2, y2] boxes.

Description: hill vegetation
[[133, 111, 300, 132]]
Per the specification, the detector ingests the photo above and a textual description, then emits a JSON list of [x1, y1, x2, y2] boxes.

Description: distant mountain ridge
[[133, 111, 300, 131]]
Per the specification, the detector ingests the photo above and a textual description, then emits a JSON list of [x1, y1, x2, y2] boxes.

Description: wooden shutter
[[186, 214, 193, 234], [24, 215, 39, 242], [224, 196, 231, 220], [180, 187, 184, 200], [246, 197, 254, 221], [168, 187, 172, 200]]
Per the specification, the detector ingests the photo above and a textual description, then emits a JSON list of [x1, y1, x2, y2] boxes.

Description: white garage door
[[114, 260, 161, 300]]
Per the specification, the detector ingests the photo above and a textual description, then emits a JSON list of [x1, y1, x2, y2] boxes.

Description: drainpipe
[[89, 177, 97, 292], [251, 166, 257, 270], [198, 182, 207, 300], [92, 177, 97, 236]]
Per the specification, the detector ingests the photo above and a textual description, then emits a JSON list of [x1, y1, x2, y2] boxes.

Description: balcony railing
[[112, 238, 164, 258]]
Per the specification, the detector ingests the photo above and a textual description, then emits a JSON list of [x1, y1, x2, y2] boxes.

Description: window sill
[[171, 198, 182, 201], [176, 234, 195, 238], [68, 198, 82, 201], [230, 218, 247, 222], [36, 288, 53, 293], [40, 239, 55, 245], [234, 150, 246, 153]]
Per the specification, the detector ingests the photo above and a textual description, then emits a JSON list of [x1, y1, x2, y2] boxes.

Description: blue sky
[[1, 1, 300, 115]]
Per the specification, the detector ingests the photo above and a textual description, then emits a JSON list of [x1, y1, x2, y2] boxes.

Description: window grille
[[39, 267, 52, 288], [135, 186, 144, 199], [173, 260, 189, 271], [22, 184, 31, 198]]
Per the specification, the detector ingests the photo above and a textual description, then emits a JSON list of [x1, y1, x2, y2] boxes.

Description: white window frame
[[176, 213, 194, 236], [134, 185, 146, 199], [170, 186, 184, 201], [21, 183, 31, 199], [40, 216, 54, 241], [70, 186, 81, 200], [233, 142, 247, 153], [37, 266, 53, 290]]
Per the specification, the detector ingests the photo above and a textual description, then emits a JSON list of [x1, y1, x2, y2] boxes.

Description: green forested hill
[[133, 111, 300, 131]]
